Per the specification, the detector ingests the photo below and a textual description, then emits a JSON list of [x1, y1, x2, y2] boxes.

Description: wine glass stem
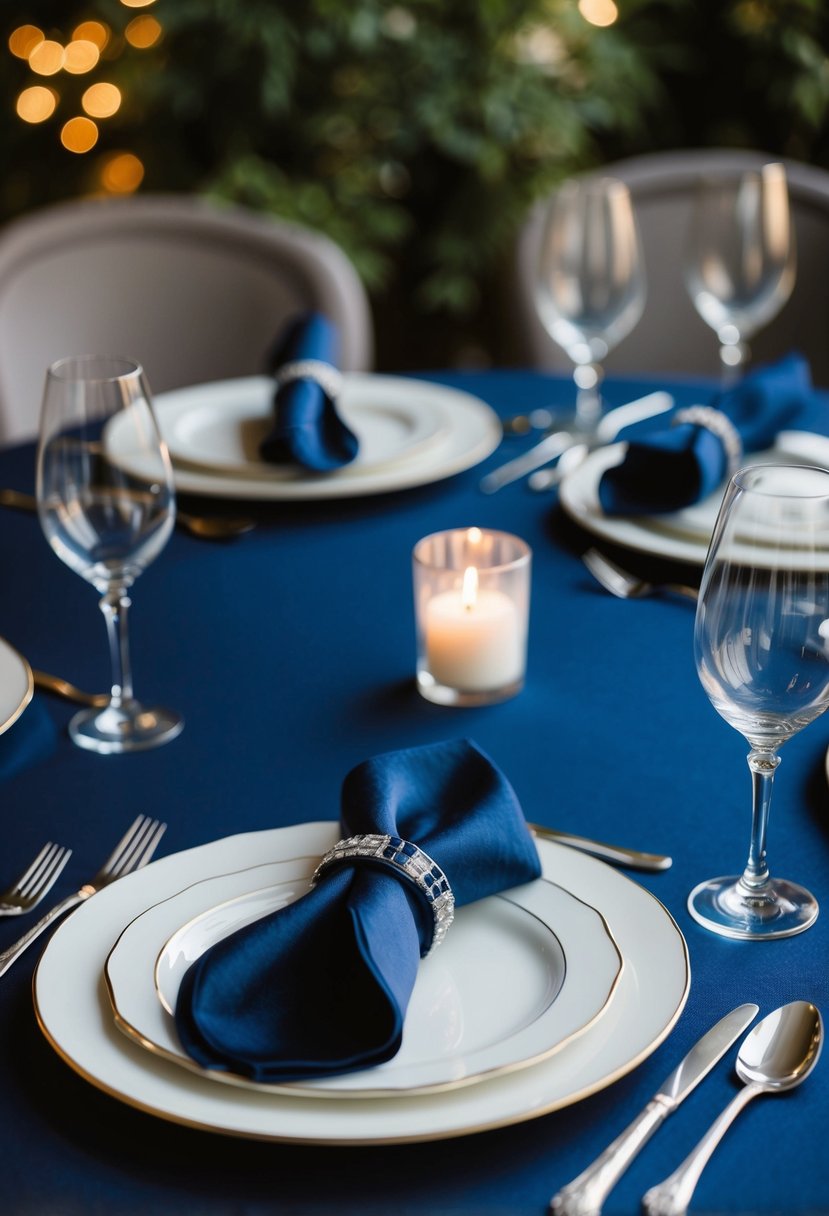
[[739, 748, 780, 895], [99, 586, 135, 708], [718, 340, 750, 387], [573, 363, 603, 431]]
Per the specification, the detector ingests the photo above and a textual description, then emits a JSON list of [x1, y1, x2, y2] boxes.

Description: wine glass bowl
[[535, 176, 646, 432], [691, 462, 829, 939], [684, 163, 796, 380], [36, 355, 183, 754]]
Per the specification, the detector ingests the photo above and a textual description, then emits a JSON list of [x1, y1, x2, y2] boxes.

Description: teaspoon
[[642, 1001, 823, 1215]]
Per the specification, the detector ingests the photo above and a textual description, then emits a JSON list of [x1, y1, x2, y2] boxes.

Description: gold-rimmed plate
[[103, 859, 622, 1098], [34, 823, 690, 1145], [0, 636, 33, 735]]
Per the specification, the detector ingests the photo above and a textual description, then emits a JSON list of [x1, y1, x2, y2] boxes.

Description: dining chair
[[0, 193, 374, 445], [511, 149, 829, 385]]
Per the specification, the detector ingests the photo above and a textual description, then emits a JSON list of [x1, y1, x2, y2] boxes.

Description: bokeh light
[[9, 25, 44, 59], [100, 152, 145, 193], [578, 0, 619, 27], [16, 86, 57, 124], [72, 22, 110, 50], [61, 116, 99, 153], [125, 16, 163, 48], [120, 0, 157, 7], [82, 83, 122, 118], [63, 39, 100, 74], [28, 40, 65, 76]]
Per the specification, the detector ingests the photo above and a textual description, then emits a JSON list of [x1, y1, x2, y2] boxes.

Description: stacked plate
[[34, 823, 689, 1144], [560, 430, 829, 566], [105, 374, 503, 501], [0, 637, 33, 735]]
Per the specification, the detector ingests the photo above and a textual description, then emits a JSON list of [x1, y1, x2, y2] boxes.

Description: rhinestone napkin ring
[[672, 405, 743, 478], [311, 834, 455, 955], [273, 358, 344, 400]]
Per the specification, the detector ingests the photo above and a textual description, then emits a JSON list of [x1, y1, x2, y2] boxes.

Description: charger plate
[[104, 859, 622, 1097], [34, 823, 689, 1145], [105, 375, 502, 501], [560, 431, 829, 567]]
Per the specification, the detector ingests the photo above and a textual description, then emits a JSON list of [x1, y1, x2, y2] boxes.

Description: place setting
[[28, 739, 690, 1146]]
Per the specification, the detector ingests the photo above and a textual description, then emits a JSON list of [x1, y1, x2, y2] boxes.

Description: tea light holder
[[413, 528, 531, 706]]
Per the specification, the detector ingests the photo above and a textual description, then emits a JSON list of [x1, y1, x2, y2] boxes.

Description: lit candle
[[424, 563, 523, 692]]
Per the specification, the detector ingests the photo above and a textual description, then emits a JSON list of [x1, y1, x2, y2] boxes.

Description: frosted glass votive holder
[[413, 528, 531, 707]]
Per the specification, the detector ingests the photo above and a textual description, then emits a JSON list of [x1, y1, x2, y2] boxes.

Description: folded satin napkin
[[174, 738, 541, 1082], [259, 312, 359, 471], [598, 353, 813, 515]]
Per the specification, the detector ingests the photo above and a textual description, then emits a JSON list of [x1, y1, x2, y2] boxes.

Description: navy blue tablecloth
[[0, 369, 827, 1216]]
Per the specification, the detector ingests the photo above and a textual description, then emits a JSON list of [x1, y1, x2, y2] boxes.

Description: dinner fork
[[0, 813, 166, 976], [582, 548, 699, 602], [0, 842, 72, 916]]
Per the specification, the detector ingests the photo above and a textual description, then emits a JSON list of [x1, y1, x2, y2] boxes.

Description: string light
[[61, 116, 99, 153], [63, 39, 100, 74], [72, 22, 110, 51], [100, 152, 145, 193], [16, 85, 57, 123], [578, 0, 619, 27], [120, 0, 158, 7], [125, 16, 162, 48], [82, 83, 122, 118], [28, 40, 64, 76], [8, 25, 44, 59]]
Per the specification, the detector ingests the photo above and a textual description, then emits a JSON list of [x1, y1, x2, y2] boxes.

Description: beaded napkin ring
[[672, 405, 743, 478], [311, 833, 455, 955], [273, 359, 344, 401]]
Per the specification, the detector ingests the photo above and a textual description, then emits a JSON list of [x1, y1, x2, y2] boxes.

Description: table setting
[[0, 165, 828, 1216]]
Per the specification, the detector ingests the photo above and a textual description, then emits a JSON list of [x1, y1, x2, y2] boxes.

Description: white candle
[[425, 566, 524, 692]]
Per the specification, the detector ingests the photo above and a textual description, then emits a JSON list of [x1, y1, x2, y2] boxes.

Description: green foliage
[[1, 0, 829, 364]]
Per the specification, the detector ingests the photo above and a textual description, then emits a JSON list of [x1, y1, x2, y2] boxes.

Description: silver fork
[[0, 813, 166, 976], [0, 842, 72, 917], [583, 548, 699, 602]]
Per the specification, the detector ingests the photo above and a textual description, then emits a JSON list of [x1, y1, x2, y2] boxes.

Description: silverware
[[0, 813, 166, 976], [479, 392, 674, 494], [0, 487, 256, 541], [0, 842, 72, 916], [527, 442, 591, 492], [549, 1004, 759, 1216], [583, 548, 698, 602], [642, 1002, 822, 1216], [32, 669, 109, 708], [529, 824, 671, 871]]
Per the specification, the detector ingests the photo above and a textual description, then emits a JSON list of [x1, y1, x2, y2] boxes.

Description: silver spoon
[[642, 1001, 823, 1216], [0, 488, 256, 541]]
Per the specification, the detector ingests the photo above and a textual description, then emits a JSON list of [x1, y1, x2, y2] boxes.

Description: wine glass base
[[68, 701, 184, 755], [688, 874, 819, 940]]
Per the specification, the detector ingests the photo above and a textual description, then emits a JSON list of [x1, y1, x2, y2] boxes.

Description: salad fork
[[0, 842, 72, 916], [583, 548, 698, 602], [0, 813, 166, 976]]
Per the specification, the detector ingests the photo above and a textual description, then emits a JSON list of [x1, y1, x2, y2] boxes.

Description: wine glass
[[534, 175, 646, 433], [684, 162, 796, 383], [691, 462, 829, 939], [36, 355, 183, 754]]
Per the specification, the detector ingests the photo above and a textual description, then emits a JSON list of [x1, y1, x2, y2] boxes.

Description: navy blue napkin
[[259, 312, 359, 471], [174, 739, 541, 1082], [598, 353, 813, 515]]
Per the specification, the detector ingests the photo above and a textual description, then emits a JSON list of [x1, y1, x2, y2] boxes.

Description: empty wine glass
[[535, 175, 646, 433], [684, 163, 796, 382], [36, 355, 183, 754], [691, 462, 829, 939]]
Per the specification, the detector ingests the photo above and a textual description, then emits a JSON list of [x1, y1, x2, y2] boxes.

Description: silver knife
[[529, 824, 671, 871], [549, 1004, 759, 1216], [479, 391, 674, 495]]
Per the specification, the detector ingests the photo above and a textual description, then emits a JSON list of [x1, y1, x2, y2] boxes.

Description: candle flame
[[462, 566, 478, 611]]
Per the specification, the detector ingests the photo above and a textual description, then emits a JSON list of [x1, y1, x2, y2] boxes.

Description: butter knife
[[529, 824, 671, 871], [549, 1004, 760, 1216]]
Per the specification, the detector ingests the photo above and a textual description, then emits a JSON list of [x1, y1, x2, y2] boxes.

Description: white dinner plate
[[560, 430, 829, 567], [104, 861, 622, 1097], [0, 636, 33, 735], [162, 380, 449, 478], [106, 375, 502, 501], [34, 823, 689, 1144]]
